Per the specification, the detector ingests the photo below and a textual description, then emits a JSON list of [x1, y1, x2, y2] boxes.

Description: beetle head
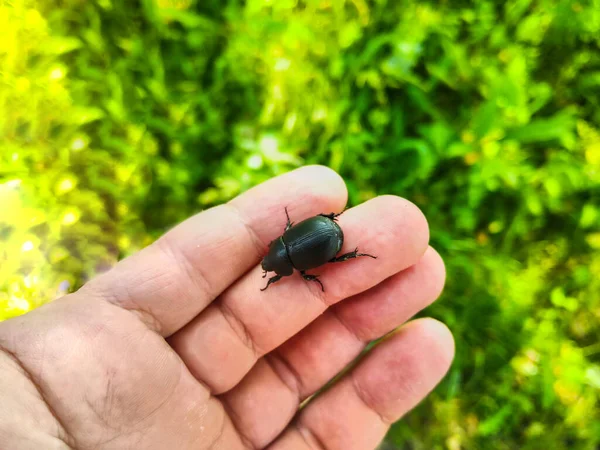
[[261, 237, 293, 276]]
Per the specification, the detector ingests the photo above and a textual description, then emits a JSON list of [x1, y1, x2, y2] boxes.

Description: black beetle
[[260, 208, 376, 291]]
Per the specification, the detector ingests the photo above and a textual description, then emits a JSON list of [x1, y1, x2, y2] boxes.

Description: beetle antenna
[[284, 206, 294, 231]]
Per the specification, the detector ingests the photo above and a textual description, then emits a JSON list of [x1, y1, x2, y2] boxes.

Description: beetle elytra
[[260, 208, 376, 291]]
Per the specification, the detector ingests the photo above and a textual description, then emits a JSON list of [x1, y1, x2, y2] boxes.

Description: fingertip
[[419, 247, 447, 301], [230, 165, 348, 234], [408, 317, 455, 370], [368, 195, 430, 258], [293, 165, 349, 209], [350, 317, 455, 421], [296, 164, 346, 186], [398, 196, 430, 255], [334, 245, 447, 343]]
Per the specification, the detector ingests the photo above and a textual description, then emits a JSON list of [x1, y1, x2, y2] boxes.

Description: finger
[[83, 165, 347, 336], [218, 247, 445, 448], [169, 195, 429, 393], [269, 318, 455, 450], [280, 247, 446, 397]]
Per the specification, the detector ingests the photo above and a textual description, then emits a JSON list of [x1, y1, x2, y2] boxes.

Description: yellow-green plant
[[1, 0, 599, 448]]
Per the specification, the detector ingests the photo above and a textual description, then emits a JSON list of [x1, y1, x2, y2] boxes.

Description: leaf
[[472, 100, 500, 139], [585, 366, 600, 389], [66, 107, 105, 125], [339, 21, 362, 48], [418, 122, 454, 153], [505, 110, 576, 148], [38, 36, 82, 55], [478, 405, 513, 436], [580, 204, 598, 228]]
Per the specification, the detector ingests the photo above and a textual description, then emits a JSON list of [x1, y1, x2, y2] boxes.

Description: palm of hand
[[0, 167, 453, 450]]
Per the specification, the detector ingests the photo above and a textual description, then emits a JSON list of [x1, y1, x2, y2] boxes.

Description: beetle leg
[[319, 212, 337, 221], [319, 210, 344, 222], [329, 247, 377, 263], [262, 270, 268, 278], [260, 274, 283, 291], [284, 207, 294, 231], [300, 271, 325, 292]]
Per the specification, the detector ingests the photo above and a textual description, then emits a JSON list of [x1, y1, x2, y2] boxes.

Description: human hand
[[0, 166, 453, 450]]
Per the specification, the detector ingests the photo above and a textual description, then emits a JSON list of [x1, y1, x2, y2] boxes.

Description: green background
[[1, 0, 599, 448]]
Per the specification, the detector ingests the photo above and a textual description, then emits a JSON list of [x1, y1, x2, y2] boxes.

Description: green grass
[[1, 0, 599, 447]]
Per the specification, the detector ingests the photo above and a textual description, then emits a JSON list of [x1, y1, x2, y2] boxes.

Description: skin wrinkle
[[220, 357, 299, 449], [37, 334, 47, 392], [326, 307, 365, 348], [88, 242, 203, 337], [295, 421, 329, 450], [0, 343, 77, 450], [204, 402, 229, 450], [273, 309, 364, 400], [224, 202, 269, 259], [264, 351, 303, 402], [118, 347, 186, 430], [83, 395, 113, 433], [117, 350, 178, 443], [86, 277, 166, 336], [220, 398, 257, 450], [349, 372, 392, 426], [86, 349, 202, 449], [102, 372, 115, 431], [156, 234, 216, 313], [216, 301, 262, 360], [80, 368, 122, 436], [90, 428, 144, 450]]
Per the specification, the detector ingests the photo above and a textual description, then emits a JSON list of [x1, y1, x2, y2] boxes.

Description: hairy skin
[[0, 167, 454, 450]]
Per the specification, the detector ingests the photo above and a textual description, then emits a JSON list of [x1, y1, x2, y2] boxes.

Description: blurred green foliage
[[1, 0, 600, 448]]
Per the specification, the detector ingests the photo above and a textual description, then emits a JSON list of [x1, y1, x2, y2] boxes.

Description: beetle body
[[260, 209, 375, 292]]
